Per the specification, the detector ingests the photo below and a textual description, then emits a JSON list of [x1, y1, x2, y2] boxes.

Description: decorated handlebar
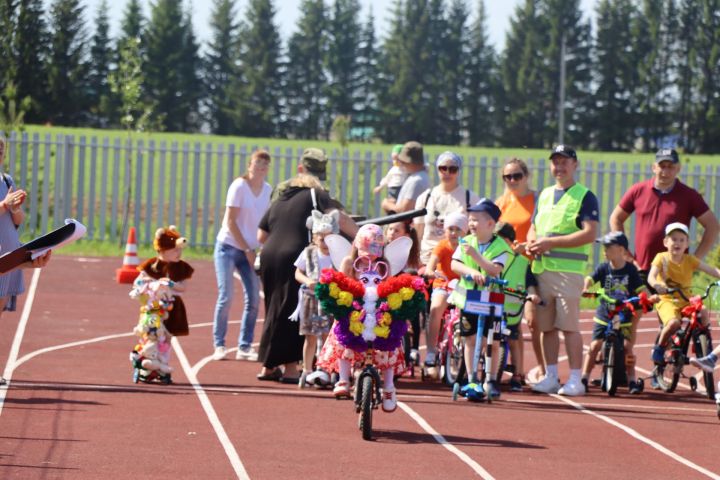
[[582, 289, 654, 319], [665, 280, 720, 303]]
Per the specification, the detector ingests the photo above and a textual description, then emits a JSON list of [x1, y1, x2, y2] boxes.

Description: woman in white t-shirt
[[414, 151, 479, 266], [212, 150, 272, 361]]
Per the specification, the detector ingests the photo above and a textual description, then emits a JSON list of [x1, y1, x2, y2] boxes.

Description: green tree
[[231, 0, 283, 137], [465, 0, 499, 146], [118, 0, 144, 50], [284, 0, 328, 139], [14, 0, 49, 123], [204, 0, 239, 135], [690, 0, 720, 152], [144, 0, 201, 132], [46, 0, 89, 126], [88, 0, 112, 127], [0, 0, 17, 92], [325, 0, 361, 122], [676, 0, 701, 150], [354, 8, 379, 141], [0, 81, 31, 132], [438, 0, 468, 145]]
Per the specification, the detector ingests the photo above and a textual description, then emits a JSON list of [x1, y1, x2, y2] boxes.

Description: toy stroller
[[129, 277, 176, 384]]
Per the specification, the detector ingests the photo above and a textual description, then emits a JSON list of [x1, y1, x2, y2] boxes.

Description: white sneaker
[[235, 346, 258, 361], [531, 375, 561, 394], [382, 388, 397, 412], [212, 346, 227, 361], [558, 378, 586, 396], [306, 370, 330, 386]]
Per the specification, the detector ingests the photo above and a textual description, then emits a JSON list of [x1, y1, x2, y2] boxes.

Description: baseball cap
[[665, 222, 689, 236], [436, 151, 462, 168], [655, 148, 679, 164], [467, 198, 501, 222], [444, 211, 468, 232], [494, 221, 516, 243], [301, 148, 328, 181], [595, 231, 629, 249], [549, 144, 578, 161], [397, 141, 424, 165]]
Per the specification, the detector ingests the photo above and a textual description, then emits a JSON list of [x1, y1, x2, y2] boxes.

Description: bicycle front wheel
[[603, 336, 623, 396], [444, 324, 464, 386], [359, 375, 374, 441], [696, 333, 715, 400], [654, 351, 680, 393]]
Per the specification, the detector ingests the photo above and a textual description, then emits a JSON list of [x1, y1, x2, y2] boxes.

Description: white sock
[[383, 368, 395, 391], [546, 364, 559, 379], [339, 358, 351, 383], [569, 369, 581, 383]]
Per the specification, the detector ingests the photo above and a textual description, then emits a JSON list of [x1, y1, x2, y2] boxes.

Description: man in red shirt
[[609, 148, 719, 281]]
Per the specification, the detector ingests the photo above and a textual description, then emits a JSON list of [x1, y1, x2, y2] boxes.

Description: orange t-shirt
[[496, 191, 536, 243], [431, 239, 459, 289]]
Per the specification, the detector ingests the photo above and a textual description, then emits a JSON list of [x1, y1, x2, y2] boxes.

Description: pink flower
[[412, 277, 425, 290], [352, 300, 362, 310], [320, 269, 334, 283]]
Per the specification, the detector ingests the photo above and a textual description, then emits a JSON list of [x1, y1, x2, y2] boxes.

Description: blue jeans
[[212, 241, 260, 349]]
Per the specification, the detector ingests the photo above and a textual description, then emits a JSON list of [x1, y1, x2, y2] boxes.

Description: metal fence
[[4, 131, 720, 263]]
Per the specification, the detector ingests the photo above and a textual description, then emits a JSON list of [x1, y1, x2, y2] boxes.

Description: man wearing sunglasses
[[380, 141, 430, 215]]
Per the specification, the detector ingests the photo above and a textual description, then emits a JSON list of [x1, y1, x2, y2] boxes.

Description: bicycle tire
[[654, 351, 680, 393], [359, 375, 373, 441], [444, 324, 464, 386], [696, 333, 716, 399], [497, 340, 509, 382], [605, 337, 623, 396]]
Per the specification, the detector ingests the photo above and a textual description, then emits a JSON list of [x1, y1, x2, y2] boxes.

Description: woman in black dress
[[256, 149, 357, 382]]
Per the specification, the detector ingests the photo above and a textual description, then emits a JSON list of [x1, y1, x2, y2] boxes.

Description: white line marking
[[172, 337, 250, 480], [0, 268, 41, 416], [397, 401, 495, 479], [552, 394, 720, 479]]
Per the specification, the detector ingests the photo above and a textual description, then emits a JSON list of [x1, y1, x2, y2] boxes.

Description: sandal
[[256, 369, 282, 381]]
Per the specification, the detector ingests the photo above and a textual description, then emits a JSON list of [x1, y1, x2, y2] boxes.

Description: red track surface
[[0, 256, 718, 479]]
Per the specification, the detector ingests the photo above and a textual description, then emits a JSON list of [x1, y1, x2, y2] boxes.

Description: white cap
[[444, 211, 468, 232], [665, 222, 689, 236]]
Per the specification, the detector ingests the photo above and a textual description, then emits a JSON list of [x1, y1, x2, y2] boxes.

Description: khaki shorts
[[535, 270, 583, 333], [656, 298, 688, 326]]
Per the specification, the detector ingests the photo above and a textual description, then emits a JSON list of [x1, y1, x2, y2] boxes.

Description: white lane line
[[0, 268, 41, 417], [502, 397, 714, 414], [397, 401, 495, 479], [172, 337, 250, 480], [552, 394, 720, 479]]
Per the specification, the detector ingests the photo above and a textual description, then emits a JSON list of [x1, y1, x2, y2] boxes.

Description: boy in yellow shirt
[[649, 222, 720, 364]]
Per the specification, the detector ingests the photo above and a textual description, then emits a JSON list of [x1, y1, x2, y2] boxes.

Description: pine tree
[[232, 0, 283, 137], [14, 0, 48, 123], [144, 0, 201, 132], [204, 0, 239, 135], [325, 0, 361, 122], [46, 0, 89, 126], [676, 0, 701, 150], [691, 0, 720, 152], [354, 8, 379, 141], [118, 0, 144, 48], [284, 0, 328, 139], [465, 0, 498, 146], [439, 0, 468, 145], [88, 0, 112, 127], [0, 0, 17, 92]]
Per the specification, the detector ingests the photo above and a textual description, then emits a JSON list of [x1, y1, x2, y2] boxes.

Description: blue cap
[[467, 198, 501, 222], [595, 231, 629, 249]]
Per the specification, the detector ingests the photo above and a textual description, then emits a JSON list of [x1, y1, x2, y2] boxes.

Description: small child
[[291, 210, 340, 388], [316, 224, 425, 412], [650, 222, 720, 364], [449, 198, 513, 399], [494, 221, 541, 392], [424, 211, 468, 375], [581, 231, 646, 394], [385, 221, 421, 364], [130, 226, 194, 381], [374, 144, 408, 201]]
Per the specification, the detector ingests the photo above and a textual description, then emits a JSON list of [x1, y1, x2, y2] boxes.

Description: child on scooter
[[449, 199, 513, 399]]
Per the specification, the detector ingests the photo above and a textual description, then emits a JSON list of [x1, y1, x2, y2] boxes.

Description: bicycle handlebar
[[664, 280, 720, 303]]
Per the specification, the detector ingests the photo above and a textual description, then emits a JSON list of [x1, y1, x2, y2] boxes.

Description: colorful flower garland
[[315, 268, 365, 320]]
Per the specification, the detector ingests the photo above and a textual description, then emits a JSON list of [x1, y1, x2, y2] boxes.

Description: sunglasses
[[502, 172, 524, 182], [438, 165, 459, 174]]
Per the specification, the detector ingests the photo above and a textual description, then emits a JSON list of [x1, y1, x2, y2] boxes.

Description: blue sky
[[81, 0, 598, 51]]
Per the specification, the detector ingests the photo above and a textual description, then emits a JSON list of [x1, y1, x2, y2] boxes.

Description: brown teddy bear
[[136, 226, 194, 336]]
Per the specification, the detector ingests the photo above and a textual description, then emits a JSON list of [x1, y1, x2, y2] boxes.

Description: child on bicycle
[[495, 221, 541, 392], [385, 221, 422, 365], [581, 231, 646, 394], [650, 222, 720, 365], [424, 211, 468, 377], [291, 210, 340, 388], [449, 199, 513, 399]]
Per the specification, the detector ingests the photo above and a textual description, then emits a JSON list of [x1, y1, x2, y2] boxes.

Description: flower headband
[[354, 224, 384, 259]]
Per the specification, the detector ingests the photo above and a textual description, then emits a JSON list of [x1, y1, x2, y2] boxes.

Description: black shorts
[[460, 312, 512, 339]]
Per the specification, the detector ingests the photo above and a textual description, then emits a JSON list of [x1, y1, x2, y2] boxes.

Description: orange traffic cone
[[116, 227, 141, 284]]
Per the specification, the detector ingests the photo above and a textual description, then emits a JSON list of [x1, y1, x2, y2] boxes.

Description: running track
[[0, 256, 718, 479]]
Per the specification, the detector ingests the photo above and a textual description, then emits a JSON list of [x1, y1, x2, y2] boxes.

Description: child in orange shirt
[[423, 211, 468, 374]]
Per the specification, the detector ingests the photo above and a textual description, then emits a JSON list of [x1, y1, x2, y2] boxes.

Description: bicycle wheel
[[696, 333, 715, 399], [359, 375, 374, 441], [497, 340, 509, 382], [444, 324, 464, 386], [654, 350, 680, 393], [604, 337, 623, 396]]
